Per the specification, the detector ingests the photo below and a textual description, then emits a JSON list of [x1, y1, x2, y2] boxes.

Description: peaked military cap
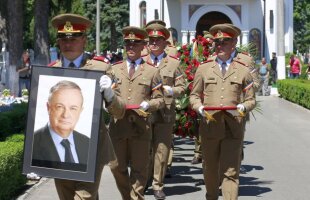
[[209, 23, 241, 40], [52, 13, 92, 38], [145, 19, 166, 28], [203, 31, 214, 39], [122, 26, 148, 41], [146, 24, 170, 40]]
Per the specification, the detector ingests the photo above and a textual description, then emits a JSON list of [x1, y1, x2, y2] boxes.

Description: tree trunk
[[34, 0, 50, 65], [110, 23, 117, 52], [7, 0, 23, 95]]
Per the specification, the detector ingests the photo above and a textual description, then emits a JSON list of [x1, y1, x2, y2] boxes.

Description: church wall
[[129, 0, 293, 60]]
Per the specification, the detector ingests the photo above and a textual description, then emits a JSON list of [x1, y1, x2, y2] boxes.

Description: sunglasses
[[214, 38, 233, 45]]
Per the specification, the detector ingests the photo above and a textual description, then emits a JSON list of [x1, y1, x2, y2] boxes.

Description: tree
[[83, 0, 129, 52], [293, 0, 310, 53], [6, 0, 24, 95]]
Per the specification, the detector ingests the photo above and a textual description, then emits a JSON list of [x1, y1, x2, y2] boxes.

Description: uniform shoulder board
[[92, 56, 110, 64], [169, 55, 180, 60], [201, 59, 213, 64], [47, 61, 57, 67], [240, 52, 252, 57], [234, 59, 247, 66], [112, 60, 124, 66]]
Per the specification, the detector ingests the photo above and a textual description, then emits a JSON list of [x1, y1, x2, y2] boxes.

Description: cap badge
[[153, 30, 158, 36], [64, 21, 74, 32], [129, 32, 135, 39], [216, 30, 223, 38]]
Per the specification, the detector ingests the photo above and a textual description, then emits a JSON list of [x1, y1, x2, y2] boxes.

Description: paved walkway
[[17, 95, 310, 200]]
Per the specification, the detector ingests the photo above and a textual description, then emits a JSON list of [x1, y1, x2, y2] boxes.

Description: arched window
[[168, 28, 178, 45], [140, 1, 146, 27], [249, 28, 262, 60]]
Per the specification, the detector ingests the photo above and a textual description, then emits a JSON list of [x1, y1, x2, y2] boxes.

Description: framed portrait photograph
[[22, 65, 104, 182]]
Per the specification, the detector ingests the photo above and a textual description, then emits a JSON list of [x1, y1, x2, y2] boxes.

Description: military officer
[[109, 26, 164, 200], [49, 13, 126, 200], [143, 19, 178, 56], [143, 22, 186, 200], [189, 23, 256, 200]]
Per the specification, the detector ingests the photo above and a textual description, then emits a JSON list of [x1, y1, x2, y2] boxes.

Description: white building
[[130, 0, 294, 79]]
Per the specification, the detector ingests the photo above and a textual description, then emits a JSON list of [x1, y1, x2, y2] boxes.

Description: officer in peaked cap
[[48, 13, 126, 200], [190, 23, 256, 200], [145, 19, 167, 28], [109, 25, 164, 200], [144, 23, 186, 200]]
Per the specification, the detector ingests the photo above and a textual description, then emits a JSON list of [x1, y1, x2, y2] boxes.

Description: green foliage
[[0, 103, 28, 141], [82, 0, 129, 52], [0, 139, 26, 200], [293, 0, 310, 53], [277, 79, 310, 109], [237, 42, 259, 61]]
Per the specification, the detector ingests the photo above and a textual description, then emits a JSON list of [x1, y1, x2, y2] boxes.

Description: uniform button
[[221, 87, 224, 90], [129, 81, 133, 84], [220, 104, 223, 107], [221, 96, 224, 99], [222, 79, 225, 82], [129, 89, 132, 92], [127, 97, 131, 100]]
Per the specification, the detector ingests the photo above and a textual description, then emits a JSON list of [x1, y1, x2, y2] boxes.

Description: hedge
[[277, 79, 310, 109], [0, 103, 28, 141], [0, 134, 26, 200]]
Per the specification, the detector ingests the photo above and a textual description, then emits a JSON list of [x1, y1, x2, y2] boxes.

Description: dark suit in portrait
[[32, 124, 89, 172]]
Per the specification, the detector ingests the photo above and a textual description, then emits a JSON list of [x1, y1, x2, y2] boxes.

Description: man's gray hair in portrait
[[48, 80, 84, 105]]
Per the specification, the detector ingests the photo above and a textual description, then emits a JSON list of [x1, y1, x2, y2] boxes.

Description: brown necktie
[[129, 61, 135, 78], [221, 62, 227, 76]]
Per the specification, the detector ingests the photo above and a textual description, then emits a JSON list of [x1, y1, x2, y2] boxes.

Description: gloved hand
[[198, 105, 205, 117], [163, 85, 173, 96], [99, 75, 114, 102], [139, 101, 150, 111], [237, 104, 245, 112]]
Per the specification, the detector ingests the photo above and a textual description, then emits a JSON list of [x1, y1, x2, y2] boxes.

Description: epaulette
[[234, 59, 247, 67], [112, 60, 124, 66], [241, 51, 251, 56], [169, 55, 180, 60], [48, 61, 57, 67], [92, 56, 110, 64], [201, 59, 213, 64]]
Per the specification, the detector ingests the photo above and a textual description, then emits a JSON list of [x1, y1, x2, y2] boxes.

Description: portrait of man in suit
[[32, 80, 89, 172]]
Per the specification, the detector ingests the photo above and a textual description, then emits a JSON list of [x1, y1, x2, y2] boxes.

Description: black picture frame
[[22, 65, 104, 182]]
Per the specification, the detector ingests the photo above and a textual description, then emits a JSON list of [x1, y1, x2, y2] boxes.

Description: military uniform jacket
[[109, 59, 164, 138], [142, 53, 185, 123], [189, 54, 256, 139], [49, 54, 126, 165]]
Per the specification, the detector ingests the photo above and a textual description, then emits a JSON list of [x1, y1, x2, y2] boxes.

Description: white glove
[[99, 75, 114, 102], [198, 105, 205, 117], [163, 85, 173, 96], [237, 104, 245, 112], [139, 101, 150, 111], [27, 172, 40, 180]]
